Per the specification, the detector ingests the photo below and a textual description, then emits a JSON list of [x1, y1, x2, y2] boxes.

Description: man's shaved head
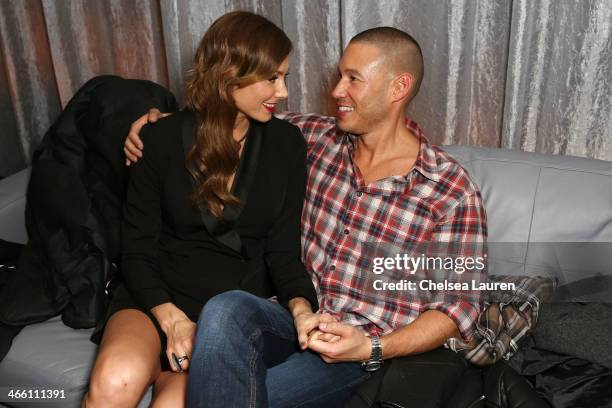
[[349, 27, 424, 101]]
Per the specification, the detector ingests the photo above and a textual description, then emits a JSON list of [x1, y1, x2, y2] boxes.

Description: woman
[[83, 11, 319, 407]]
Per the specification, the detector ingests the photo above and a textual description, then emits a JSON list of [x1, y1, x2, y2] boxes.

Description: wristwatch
[[361, 335, 384, 372]]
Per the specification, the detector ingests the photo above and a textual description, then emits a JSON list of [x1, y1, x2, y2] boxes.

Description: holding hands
[[308, 321, 372, 363], [289, 297, 335, 350], [288, 297, 373, 363], [293, 311, 338, 350]]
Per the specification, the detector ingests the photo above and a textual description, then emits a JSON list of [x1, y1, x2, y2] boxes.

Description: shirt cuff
[[424, 300, 480, 341]]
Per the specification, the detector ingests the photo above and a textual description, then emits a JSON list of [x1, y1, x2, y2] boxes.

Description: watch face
[[362, 361, 383, 372]]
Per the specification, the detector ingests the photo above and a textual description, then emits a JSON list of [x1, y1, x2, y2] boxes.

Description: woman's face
[[233, 57, 289, 123]]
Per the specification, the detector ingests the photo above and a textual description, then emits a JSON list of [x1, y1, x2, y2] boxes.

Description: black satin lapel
[[215, 121, 263, 253], [223, 120, 263, 223], [181, 110, 240, 253]]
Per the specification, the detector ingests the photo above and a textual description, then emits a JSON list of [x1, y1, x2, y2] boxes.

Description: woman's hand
[[165, 318, 197, 372], [294, 312, 341, 349], [124, 108, 172, 165], [288, 298, 340, 349], [151, 302, 196, 372]]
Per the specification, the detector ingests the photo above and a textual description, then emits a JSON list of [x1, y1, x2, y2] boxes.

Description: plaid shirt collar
[[336, 119, 441, 191], [409, 121, 441, 183]]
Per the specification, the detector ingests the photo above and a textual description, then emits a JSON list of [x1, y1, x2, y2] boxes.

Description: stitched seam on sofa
[[442, 146, 612, 171], [0, 197, 25, 211], [523, 167, 542, 273], [0, 355, 89, 393], [467, 157, 612, 176]]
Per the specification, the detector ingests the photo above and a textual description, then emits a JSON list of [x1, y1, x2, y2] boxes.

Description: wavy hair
[[185, 11, 292, 218]]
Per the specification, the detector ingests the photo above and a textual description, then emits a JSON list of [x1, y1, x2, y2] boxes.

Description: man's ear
[[391, 72, 414, 103]]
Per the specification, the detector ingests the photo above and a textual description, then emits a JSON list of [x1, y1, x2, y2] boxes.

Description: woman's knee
[[86, 310, 161, 407], [87, 352, 155, 406]]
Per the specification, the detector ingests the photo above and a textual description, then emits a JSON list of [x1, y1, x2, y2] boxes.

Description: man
[[125, 27, 486, 407]]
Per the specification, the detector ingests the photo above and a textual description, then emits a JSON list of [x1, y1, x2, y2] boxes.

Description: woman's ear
[[227, 84, 239, 102]]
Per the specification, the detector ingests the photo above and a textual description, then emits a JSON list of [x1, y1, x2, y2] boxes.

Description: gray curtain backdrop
[[1, 0, 611, 177]]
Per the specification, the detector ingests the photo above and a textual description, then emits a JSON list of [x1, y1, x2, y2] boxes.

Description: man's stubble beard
[[339, 101, 388, 136]]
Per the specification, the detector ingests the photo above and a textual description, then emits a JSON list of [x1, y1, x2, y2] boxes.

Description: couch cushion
[[0, 169, 29, 245], [0, 316, 152, 407], [441, 146, 612, 242], [442, 145, 612, 284]]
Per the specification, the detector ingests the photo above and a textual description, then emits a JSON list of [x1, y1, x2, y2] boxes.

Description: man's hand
[[308, 321, 371, 363], [294, 311, 338, 350], [308, 328, 341, 343], [288, 297, 339, 350], [124, 108, 171, 165]]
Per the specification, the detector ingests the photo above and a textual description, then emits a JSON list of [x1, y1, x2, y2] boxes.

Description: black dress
[[94, 109, 318, 370]]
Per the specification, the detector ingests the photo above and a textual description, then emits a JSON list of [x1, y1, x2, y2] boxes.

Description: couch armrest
[[0, 168, 30, 244]]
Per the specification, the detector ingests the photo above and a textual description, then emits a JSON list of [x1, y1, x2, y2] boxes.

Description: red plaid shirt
[[278, 113, 487, 340]]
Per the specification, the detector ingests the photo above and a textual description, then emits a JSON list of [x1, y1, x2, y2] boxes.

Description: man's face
[[331, 42, 390, 134]]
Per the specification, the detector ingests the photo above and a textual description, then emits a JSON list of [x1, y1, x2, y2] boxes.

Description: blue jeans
[[186, 290, 370, 408]]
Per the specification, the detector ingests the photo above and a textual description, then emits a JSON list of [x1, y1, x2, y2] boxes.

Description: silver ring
[[177, 355, 189, 365]]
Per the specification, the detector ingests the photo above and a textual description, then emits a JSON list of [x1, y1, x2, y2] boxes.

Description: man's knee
[[197, 290, 263, 336]]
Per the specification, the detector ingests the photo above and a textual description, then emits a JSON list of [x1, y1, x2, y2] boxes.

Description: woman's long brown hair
[[185, 11, 292, 218]]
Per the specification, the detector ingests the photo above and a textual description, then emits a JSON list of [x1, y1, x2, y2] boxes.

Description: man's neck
[[355, 118, 416, 160], [353, 117, 420, 185]]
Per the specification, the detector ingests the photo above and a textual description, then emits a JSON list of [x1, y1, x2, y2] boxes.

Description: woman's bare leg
[[150, 371, 189, 408], [83, 309, 162, 408]]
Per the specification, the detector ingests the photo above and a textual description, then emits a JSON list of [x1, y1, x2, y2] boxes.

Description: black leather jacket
[[347, 359, 549, 408], [0, 76, 178, 329]]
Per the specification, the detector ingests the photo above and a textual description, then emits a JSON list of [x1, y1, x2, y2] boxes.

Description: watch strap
[[370, 335, 382, 361], [361, 334, 384, 372]]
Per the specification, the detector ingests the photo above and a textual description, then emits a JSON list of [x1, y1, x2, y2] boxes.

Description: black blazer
[[121, 110, 318, 319]]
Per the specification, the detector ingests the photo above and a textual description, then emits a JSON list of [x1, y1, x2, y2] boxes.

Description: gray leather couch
[[1, 145, 611, 408]]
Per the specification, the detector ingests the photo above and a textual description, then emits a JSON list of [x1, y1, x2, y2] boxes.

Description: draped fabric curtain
[[1, 0, 611, 177]]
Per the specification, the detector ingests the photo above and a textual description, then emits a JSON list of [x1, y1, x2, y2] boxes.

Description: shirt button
[[330, 265, 336, 271], [343, 229, 349, 235]]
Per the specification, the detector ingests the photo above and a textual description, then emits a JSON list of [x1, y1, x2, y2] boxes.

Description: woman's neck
[[234, 114, 250, 142]]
